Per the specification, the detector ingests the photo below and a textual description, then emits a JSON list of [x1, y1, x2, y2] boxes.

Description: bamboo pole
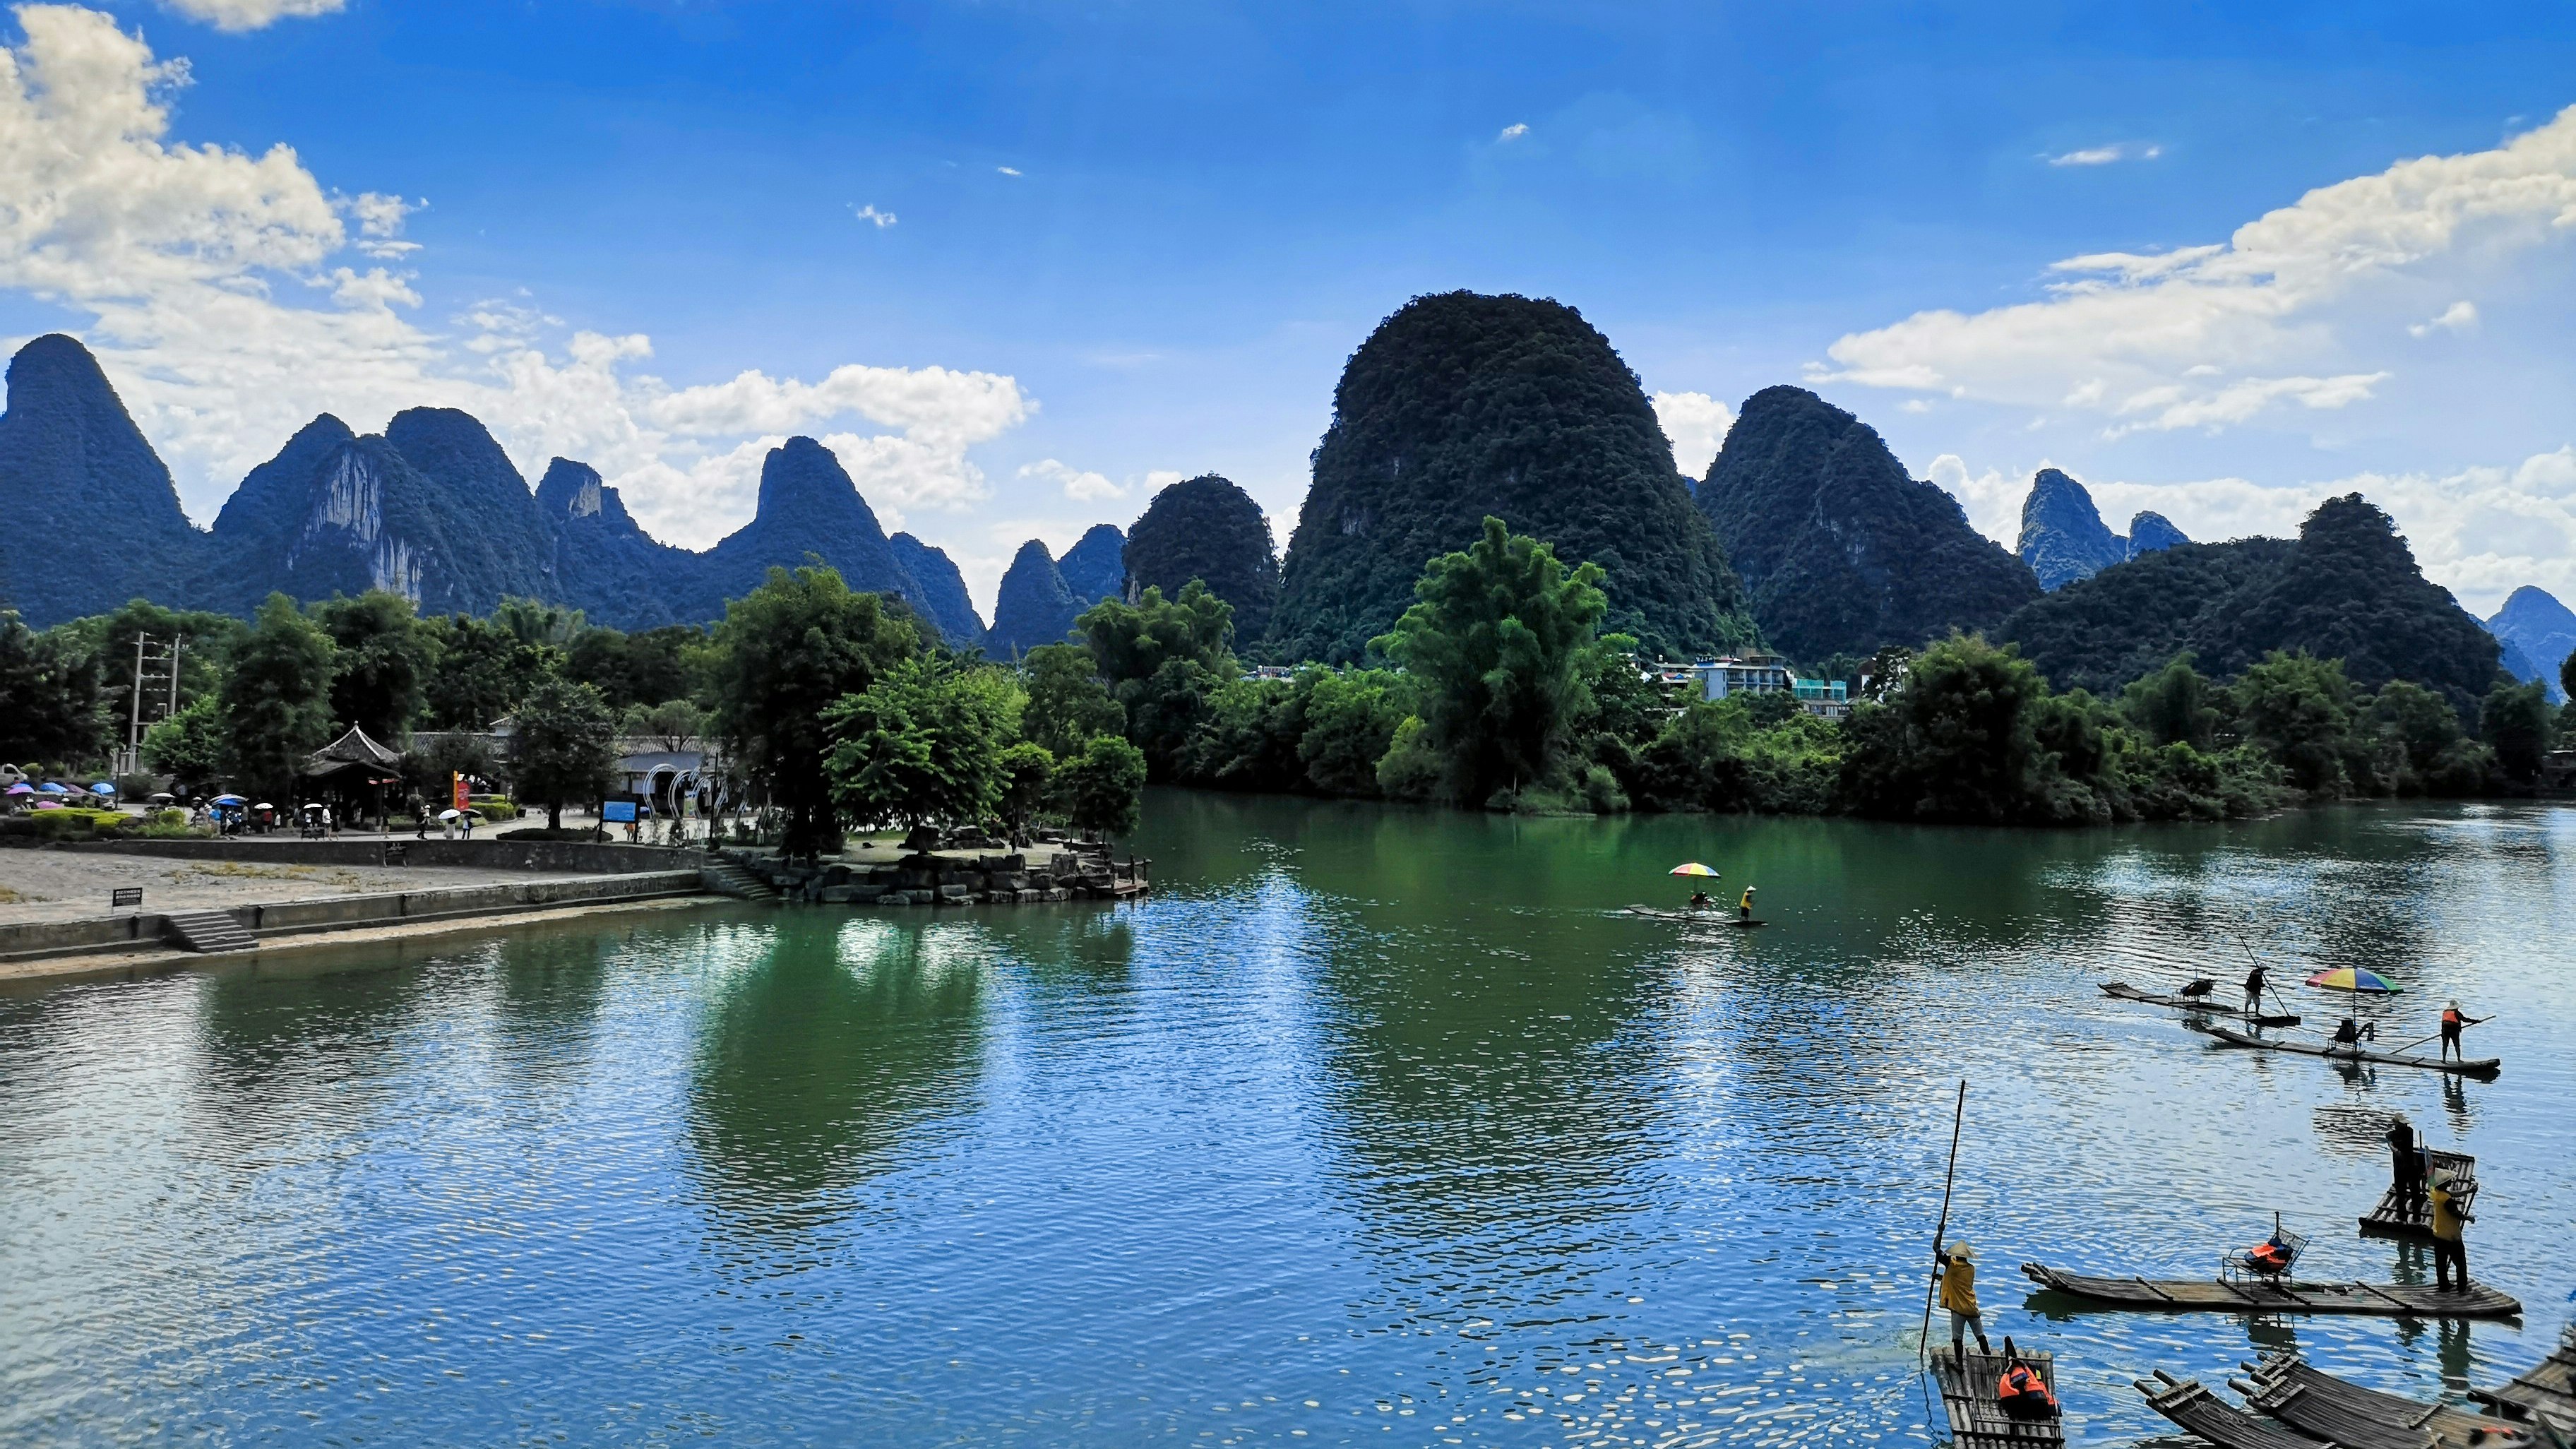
[[1919, 1079, 1967, 1367]]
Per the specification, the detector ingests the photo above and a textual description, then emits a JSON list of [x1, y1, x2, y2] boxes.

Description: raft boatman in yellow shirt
[[1935, 1241, 1992, 1359], [2430, 1169, 2474, 1292], [1738, 886, 1757, 922]]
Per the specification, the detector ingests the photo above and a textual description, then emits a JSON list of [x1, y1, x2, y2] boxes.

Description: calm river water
[[3, 794, 2571, 1447]]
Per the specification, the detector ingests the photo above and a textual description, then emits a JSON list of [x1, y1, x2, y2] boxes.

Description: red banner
[[452, 773, 470, 811]]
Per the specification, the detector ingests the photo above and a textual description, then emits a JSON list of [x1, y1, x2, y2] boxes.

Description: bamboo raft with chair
[[2360, 1150, 2477, 1238], [2101, 980, 2301, 1027], [2198, 1022, 2502, 1078], [1931, 1346, 2064, 1448], [2022, 1263, 2522, 1318]]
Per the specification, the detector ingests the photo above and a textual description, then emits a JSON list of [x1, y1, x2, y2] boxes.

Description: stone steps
[[165, 910, 257, 953], [700, 860, 778, 901]]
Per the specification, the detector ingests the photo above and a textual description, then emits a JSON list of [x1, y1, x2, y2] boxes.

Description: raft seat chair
[[2222, 1212, 2308, 1286]]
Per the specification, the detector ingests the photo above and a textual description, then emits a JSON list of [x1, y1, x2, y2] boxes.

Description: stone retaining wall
[[741, 850, 1150, 907], [56, 837, 700, 874], [0, 870, 709, 965]]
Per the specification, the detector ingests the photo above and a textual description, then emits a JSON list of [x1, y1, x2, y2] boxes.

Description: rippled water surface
[[4, 794, 2572, 1447]]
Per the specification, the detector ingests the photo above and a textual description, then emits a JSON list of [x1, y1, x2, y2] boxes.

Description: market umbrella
[[211, 794, 247, 806], [4, 783, 28, 796], [33, 801, 61, 811], [37, 782, 67, 794], [90, 782, 115, 795], [2307, 966, 2401, 994], [148, 792, 174, 803], [1668, 862, 1721, 878]]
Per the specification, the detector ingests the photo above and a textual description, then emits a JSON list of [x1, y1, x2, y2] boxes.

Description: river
[[3, 792, 2570, 1446]]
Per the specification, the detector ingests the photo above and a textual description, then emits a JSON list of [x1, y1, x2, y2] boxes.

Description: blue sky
[[8, 1, 2576, 614]]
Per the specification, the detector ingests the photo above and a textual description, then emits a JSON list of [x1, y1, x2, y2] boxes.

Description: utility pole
[[127, 633, 150, 775]]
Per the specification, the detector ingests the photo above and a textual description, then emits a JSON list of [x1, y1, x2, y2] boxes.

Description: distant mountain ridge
[[2015, 467, 2190, 590], [2486, 585, 2576, 703], [0, 334, 1006, 640], [1697, 385, 2040, 663]]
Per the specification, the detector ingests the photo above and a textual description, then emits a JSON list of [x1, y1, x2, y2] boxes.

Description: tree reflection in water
[[686, 919, 986, 1251]]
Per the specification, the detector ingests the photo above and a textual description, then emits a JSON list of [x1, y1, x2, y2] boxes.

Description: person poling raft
[[2195, 1020, 2501, 1077], [2440, 998, 2491, 1063]]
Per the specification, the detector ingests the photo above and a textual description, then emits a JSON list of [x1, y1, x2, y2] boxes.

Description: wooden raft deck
[[2474, 1326, 2576, 1432], [2022, 1263, 2522, 1318], [2135, 1372, 2320, 1449], [2360, 1150, 2478, 1239], [1931, 1347, 2063, 1449], [2100, 980, 2301, 1027], [2237, 1350, 2533, 1449]]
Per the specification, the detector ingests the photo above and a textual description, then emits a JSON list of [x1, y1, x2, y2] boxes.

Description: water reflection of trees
[[489, 928, 615, 1085], [686, 920, 986, 1246], [186, 953, 438, 1159]]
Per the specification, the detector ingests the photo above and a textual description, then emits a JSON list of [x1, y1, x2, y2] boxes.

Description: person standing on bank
[[1935, 1241, 1992, 1359], [2430, 1169, 2473, 1292]]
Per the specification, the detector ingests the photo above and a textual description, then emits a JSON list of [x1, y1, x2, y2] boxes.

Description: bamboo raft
[[2101, 980, 2301, 1027], [2237, 1350, 2532, 1449], [2198, 1022, 2503, 1078], [2136, 1371, 2329, 1449], [2021, 1263, 2522, 1318], [1930, 1346, 2063, 1449], [2360, 1150, 2477, 1239], [2474, 1326, 2576, 1432]]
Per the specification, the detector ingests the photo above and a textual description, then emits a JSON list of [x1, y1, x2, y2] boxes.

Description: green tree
[[1020, 642, 1125, 758], [0, 609, 105, 768], [1372, 516, 1611, 806], [492, 596, 586, 648], [1296, 668, 1409, 796], [567, 624, 705, 711], [1839, 633, 2055, 823], [310, 591, 436, 742], [708, 566, 920, 856], [422, 612, 559, 729], [1055, 732, 1147, 839], [47, 600, 239, 741], [2362, 681, 2478, 795], [620, 698, 709, 751], [1079, 580, 1237, 777], [823, 657, 1013, 833], [2231, 651, 2360, 795], [2479, 679, 2553, 787], [995, 741, 1054, 842], [142, 696, 227, 789], [220, 594, 339, 804], [510, 676, 619, 830], [2120, 652, 2219, 749]]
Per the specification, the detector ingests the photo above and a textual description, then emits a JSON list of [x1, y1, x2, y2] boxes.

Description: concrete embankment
[[64, 837, 702, 874], [739, 846, 1149, 905], [0, 868, 714, 983]]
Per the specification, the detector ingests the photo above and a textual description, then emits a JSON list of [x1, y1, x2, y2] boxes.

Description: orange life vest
[[1998, 1364, 2056, 1412], [2443, 1008, 2462, 1027], [2247, 1241, 2291, 1273]]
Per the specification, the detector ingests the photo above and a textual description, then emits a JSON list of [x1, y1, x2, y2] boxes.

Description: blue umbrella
[[90, 782, 115, 795], [211, 794, 248, 806], [37, 782, 68, 794]]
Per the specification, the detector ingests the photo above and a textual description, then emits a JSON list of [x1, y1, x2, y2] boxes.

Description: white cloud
[[0, 7, 1032, 550], [1497, 122, 1529, 142], [996, 166, 1022, 177], [160, 0, 342, 31], [852, 203, 896, 228], [1650, 390, 1734, 477], [2046, 142, 2161, 167], [2410, 299, 2478, 337], [1018, 458, 1127, 503], [1824, 106, 2576, 435]]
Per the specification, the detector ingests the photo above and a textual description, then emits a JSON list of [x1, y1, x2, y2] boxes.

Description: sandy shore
[[0, 850, 637, 925]]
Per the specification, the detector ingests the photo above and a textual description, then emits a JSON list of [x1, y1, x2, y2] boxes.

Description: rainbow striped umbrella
[[1668, 862, 1721, 878], [2306, 966, 2401, 994]]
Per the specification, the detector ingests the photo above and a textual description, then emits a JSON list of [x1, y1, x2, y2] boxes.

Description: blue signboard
[[602, 800, 638, 823]]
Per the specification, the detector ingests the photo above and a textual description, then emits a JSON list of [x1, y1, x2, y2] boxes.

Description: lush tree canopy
[[220, 594, 338, 804], [823, 657, 1017, 833], [1123, 475, 1281, 649], [511, 676, 620, 830]]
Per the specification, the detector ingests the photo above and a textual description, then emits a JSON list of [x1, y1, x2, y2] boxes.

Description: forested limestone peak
[[1272, 290, 1753, 664], [1056, 523, 1128, 606], [1698, 385, 2039, 664], [2003, 494, 2500, 716], [888, 532, 986, 649], [988, 539, 1085, 658], [1123, 474, 1280, 647], [2488, 585, 2576, 703], [0, 333, 205, 625], [2128, 511, 2188, 555], [2017, 468, 2127, 590]]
